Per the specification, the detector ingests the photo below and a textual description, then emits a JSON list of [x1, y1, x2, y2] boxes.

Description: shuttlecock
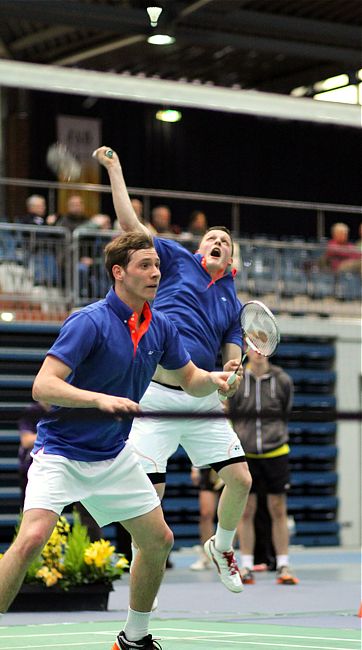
[[147, 6, 162, 27]]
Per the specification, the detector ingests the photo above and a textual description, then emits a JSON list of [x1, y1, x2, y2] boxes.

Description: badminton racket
[[46, 142, 82, 182], [219, 300, 280, 401]]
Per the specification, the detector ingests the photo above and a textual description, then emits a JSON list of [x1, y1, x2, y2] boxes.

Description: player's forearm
[[179, 367, 218, 397], [32, 375, 102, 409], [108, 165, 146, 233]]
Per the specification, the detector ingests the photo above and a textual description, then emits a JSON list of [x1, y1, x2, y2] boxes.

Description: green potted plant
[[6, 512, 129, 611]]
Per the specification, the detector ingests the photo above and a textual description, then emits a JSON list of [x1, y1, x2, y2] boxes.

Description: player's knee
[[162, 526, 174, 554], [231, 464, 252, 494], [144, 524, 173, 558], [15, 526, 49, 561], [243, 466, 253, 493]]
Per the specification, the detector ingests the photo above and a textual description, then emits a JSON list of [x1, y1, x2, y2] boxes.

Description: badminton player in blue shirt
[[0, 231, 239, 650], [94, 146, 252, 597]]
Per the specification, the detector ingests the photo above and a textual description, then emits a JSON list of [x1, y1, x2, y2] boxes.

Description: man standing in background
[[229, 349, 298, 585]]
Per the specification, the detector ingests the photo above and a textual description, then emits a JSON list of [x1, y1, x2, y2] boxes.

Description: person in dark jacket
[[229, 348, 299, 585]]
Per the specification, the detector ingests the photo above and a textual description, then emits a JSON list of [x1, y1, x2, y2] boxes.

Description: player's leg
[[214, 459, 252, 537], [0, 508, 58, 612], [123, 506, 173, 612], [190, 470, 220, 570], [128, 383, 184, 573], [181, 393, 252, 591], [265, 456, 298, 584], [237, 492, 257, 584]]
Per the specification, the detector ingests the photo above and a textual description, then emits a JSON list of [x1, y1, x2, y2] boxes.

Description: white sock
[[130, 542, 138, 573], [276, 554, 289, 569], [214, 524, 236, 552], [124, 607, 151, 642], [241, 554, 254, 570]]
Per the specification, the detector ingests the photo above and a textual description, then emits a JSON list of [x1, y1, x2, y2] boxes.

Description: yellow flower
[[36, 566, 63, 587], [115, 557, 129, 570], [84, 539, 115, 568]]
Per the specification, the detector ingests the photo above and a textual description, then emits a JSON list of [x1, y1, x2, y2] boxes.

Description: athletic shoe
[[190, 555, 211, 571], [240, 567, 255, 585], [204, 536, 243, 593], [276, 565, 299, 585], [112, 631, 162, 649]]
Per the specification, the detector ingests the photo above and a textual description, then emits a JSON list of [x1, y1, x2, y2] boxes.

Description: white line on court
[[0, 629, 359, 643], [0, 637, 358, 650], [153, 628, 360, 642]]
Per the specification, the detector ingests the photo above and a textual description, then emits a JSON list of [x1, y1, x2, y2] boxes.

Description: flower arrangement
[[18, 511, 129, 590]]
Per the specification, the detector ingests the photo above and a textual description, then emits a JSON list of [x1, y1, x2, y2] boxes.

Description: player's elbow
[[32, 377, 41, 402], [32, 375, 47, 402]]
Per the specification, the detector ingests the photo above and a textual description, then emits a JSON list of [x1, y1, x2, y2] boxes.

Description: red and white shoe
[[204, 536, 243, 593]]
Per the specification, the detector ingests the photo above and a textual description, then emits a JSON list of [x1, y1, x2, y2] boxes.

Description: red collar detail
[[200, 256, 236, 287], [127, 302, 152, 355]]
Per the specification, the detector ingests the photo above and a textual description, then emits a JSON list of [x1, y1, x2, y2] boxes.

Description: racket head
[[46, 142, 81, 181], [240, 300, 280, 357]]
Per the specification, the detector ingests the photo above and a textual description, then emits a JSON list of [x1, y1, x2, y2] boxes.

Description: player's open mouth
[[210, 247, 221, 258]]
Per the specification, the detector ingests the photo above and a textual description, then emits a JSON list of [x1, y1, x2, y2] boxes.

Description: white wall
[[278, 316, 361, 548]]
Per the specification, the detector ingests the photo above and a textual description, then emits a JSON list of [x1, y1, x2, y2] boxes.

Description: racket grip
[[219, 371, 237, 402]]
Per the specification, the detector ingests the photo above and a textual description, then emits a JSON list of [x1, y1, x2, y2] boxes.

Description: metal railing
[[0, 176, 361, 240], [0, 224, 360, 321]]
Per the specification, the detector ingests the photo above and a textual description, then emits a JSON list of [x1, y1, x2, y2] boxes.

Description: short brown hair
[[104, 231, 154, 283], [202, 226, 234, 254]]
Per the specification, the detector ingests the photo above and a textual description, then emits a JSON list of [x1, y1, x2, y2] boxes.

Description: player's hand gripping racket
[[219, 300, 280, 401]]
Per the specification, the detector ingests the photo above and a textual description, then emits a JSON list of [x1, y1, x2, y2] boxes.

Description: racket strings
[[241, 302, 280, 357]]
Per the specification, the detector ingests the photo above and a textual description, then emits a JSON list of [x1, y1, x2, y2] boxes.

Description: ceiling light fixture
[[147, 6, 163, 28], [147, 34, 175, 45], [156, 109, 182, 122]]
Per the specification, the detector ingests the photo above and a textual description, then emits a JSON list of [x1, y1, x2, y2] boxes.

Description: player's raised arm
[[92, 146, 148, 235]]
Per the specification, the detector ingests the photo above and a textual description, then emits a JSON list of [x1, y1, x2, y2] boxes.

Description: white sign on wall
[[57, 115, 101, 162]]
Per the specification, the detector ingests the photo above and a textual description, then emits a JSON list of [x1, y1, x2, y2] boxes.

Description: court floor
[[0, 620, 359, 650], [1, 547, 360, 650]]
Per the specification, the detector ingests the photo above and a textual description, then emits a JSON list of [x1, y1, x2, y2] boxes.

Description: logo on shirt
[[148, 350, 154, 355], [221, 297, 227, 302], [230, 442, 242, 457]]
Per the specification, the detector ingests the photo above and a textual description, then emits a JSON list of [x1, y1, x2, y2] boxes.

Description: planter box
[[9, 583, 114, 612]]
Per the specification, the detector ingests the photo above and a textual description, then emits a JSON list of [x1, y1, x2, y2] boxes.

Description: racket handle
[[219, 371, 237, 402]]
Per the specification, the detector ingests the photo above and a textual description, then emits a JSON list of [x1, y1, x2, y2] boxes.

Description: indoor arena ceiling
[[0, 0, 361, 95]]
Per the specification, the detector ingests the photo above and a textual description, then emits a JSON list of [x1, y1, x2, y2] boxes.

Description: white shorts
[[24, 442, 160, 527], [129, 382, 245, 474]]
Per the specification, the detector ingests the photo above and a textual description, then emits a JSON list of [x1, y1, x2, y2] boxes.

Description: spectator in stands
[[16, 195, 59, 287], [228, 348, 298, 586], [323, 222, 361, 273], [54, 194, 88, 232], [189, 468, 224, 571], [150, 204, 181, 236], [17, 195, 48, 226], [76, 213, 112, 299], [17, 401, 102, 541], [179, 210, 209, 252], [187, 210, 208, 238]]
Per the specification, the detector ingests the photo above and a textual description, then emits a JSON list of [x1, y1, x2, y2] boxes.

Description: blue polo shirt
[[153, 238, 242, 371], [33, 288, 190, 461]]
